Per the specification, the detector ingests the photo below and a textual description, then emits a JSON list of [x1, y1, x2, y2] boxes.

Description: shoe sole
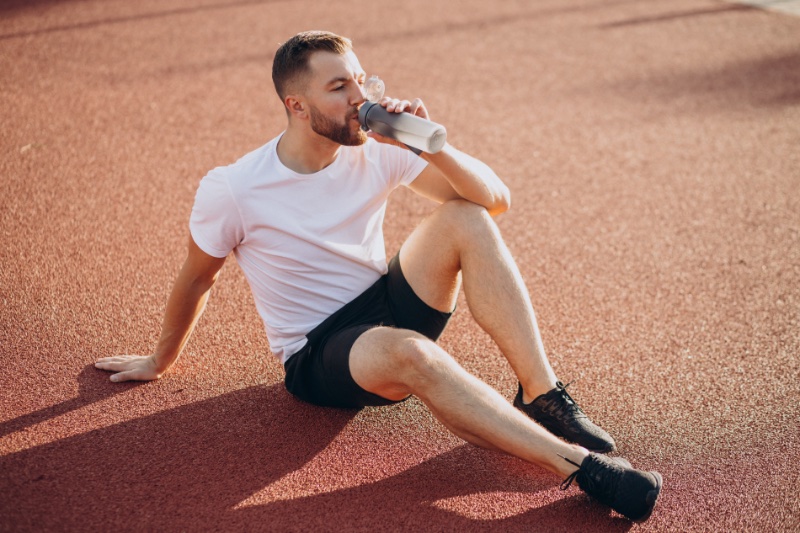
[[633, 471, 662, 523]]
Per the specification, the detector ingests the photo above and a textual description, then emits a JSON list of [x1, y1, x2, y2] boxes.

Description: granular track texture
[[1, 1, 798, 531]]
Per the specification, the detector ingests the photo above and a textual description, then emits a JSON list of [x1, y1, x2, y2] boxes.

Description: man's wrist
[[149, 352, 174, 374]]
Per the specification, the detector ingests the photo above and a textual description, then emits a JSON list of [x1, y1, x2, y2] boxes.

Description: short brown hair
[[272, 31, 353, 101]]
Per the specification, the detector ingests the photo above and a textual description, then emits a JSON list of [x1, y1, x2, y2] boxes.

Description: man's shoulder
[[222, 137, 280, 177], [199, 136, 280, 193]]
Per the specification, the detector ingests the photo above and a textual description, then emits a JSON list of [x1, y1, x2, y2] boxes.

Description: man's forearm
[[95, 238, 224, 383], [151, 268, 215, 373], [423, 144, 511, 215]]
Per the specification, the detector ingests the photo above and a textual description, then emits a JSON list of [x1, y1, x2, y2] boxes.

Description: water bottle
[[359, 75, 447, 154]]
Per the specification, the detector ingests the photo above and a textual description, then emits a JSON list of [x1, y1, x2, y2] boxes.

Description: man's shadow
[[1, 380, 633, 532], [229, 443, 635, 532], [0, 364, 139, 438]]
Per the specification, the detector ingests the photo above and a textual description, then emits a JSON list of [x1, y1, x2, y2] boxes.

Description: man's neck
[[276, 126, 342, 174]]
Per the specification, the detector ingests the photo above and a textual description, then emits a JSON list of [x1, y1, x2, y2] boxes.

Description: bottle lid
[[364, 75, 385, 103]]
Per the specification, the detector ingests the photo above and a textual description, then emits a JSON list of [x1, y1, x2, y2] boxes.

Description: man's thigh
[[285, 324, 405, 409], [284, 253, 454, 408], [348, 326, 425, 403], [398, 200, 489, 314], [386, 253, 452, 341]]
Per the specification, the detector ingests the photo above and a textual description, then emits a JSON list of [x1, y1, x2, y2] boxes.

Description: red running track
[[1, 0, 799, 531]]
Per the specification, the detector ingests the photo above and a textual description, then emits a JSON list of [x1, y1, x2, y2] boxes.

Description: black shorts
[[283, 254, 453, 408]]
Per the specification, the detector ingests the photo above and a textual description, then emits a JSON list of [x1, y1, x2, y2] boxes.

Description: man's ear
[[285, 95, 308, 120]]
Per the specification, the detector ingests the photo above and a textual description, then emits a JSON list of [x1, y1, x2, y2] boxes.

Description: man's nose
[[351, 83, 366, 105]]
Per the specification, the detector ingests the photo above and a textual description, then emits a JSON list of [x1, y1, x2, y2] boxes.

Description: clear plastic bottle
[[358, 75, 447, 154]]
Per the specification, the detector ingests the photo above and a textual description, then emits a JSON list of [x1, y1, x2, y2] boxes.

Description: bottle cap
[[364, 75, 385, 103]]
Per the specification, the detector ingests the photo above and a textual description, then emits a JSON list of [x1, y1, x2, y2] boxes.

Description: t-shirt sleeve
[[382, 142, 429, 189], [189, 168, 244, 258]]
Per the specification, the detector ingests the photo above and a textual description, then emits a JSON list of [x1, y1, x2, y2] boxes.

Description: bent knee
[[355, 329, 461, 398], [391, 333, 454, 385], [433, 200, 496, 237], [437, 199, 491, 219]]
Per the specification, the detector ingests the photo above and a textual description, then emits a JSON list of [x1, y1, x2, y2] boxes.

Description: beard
[[309, 105, 367, 146]]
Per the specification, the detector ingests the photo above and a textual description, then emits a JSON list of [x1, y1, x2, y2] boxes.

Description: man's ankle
[[519, 380, 558, 404], [555, 446, 590, 477]]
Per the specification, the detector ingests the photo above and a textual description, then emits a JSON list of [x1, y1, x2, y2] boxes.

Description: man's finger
[[96, 356, 123, 364], [110, 370, 135, 382], [410, 98, 427, 118], [95, 361, 123, 371], [96, 360, 140, 373], [96, 355, 136, 364]]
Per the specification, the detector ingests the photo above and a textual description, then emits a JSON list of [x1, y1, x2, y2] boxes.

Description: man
[[96, 31, 661, 521]]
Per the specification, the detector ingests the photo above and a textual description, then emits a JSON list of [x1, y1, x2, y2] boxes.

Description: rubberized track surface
[[2, 1, 799, 531]]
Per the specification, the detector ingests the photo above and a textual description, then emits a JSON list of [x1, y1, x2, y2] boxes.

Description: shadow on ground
[[600, 49, 800, 110], [0, 365, 137, 438], [0, 382, 632, 532]]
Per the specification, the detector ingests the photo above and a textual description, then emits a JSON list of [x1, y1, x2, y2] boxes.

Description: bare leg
[[349, 326, 587, 477], [399, 200, 556, 402]]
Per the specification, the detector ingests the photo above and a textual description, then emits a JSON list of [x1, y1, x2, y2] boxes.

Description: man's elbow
[[488, 185, 511, 216], [192, 269, 221, 294], [180, 265, 222, 300]]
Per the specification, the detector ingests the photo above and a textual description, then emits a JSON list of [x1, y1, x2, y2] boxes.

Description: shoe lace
[[557, 380, 587, 419], [558, 454, 582, 490]]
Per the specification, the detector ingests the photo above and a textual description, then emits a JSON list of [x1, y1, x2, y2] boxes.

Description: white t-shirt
[[190, 135, 428, 363]]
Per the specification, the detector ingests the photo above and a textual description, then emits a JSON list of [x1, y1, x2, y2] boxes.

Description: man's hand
[[380, 96, 428, 119], [95, 354, 163, 382], [367, 96, 430, 148]]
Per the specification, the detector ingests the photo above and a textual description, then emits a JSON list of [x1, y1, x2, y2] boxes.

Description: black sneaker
[[560, 453, 662, 522], [513, 381, 616, 452]]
